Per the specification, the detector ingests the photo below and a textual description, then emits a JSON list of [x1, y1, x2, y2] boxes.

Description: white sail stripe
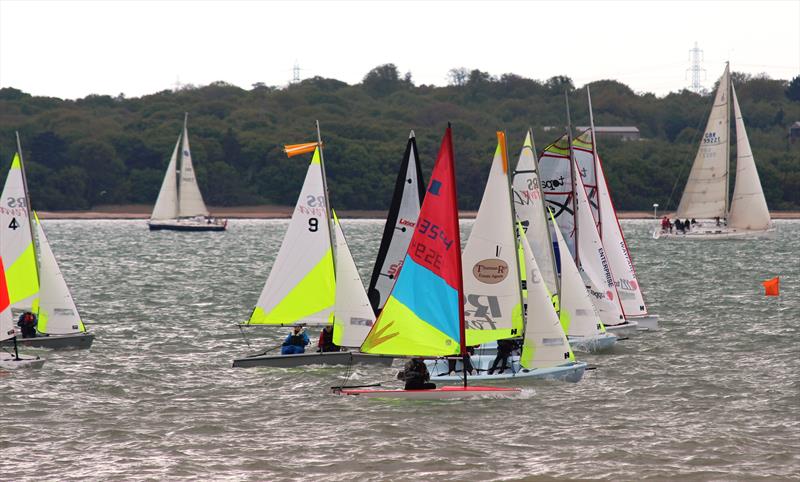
[[333, 221, 376, 347]]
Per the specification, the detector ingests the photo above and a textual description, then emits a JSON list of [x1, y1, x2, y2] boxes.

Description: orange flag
[[283, 142, 320, 158], [762, 277, 779, 296]]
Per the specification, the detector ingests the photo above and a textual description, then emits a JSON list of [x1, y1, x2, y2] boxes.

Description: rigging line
[[237, 324, 253, 351]]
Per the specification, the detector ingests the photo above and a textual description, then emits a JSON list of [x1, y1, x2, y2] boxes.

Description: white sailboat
[[426, 132, 586, 383], [149, 114, 227, 231], [0, 135, 93, 350], [655, 63, 774, 239], [232, 125, 391, 368]]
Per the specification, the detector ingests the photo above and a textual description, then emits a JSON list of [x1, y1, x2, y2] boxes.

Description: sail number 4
[[417, 218, 454, 250]]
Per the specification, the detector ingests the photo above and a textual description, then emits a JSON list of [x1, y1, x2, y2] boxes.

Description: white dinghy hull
[[568, 333, 618, 353], [232, 350, 393, 368], [0, 354, 45, 369], [604, 320, 640, 336], [334, 385, 521, 399], [2, 332, 94, 350], [626, 314, 659, 330], [426, 357, 587, 383]]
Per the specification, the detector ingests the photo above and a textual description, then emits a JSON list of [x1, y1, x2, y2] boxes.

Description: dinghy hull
[[604, 320, 640, 336], [232, 350, 394, 368], [426, 357, 587, 383], [626, 314, 659, 330], [569, 333, 617, 353], [0, 354, 45, 370], [334, 385, 521, 399], [1, 332, 94, 350]]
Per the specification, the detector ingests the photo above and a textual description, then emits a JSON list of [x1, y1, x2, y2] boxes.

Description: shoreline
[[36, 205, 800, 220]]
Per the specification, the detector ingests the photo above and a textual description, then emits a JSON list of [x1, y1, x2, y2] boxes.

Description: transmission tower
[[686, 41, 706, 93], [292, 61, 301, 83]]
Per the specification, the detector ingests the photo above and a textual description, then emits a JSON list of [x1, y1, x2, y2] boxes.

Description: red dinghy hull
[[334, 386, 521, 399]]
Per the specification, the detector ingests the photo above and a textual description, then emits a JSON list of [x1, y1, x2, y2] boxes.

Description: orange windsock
[[283, 142, 320, 158], [762, 276, 779, 296]]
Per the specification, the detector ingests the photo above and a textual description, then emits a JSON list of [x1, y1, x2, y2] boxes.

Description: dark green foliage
[[0, 68, 798, 211]]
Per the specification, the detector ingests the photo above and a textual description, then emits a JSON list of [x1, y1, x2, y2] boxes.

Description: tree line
[[0, 65, 798, 212]]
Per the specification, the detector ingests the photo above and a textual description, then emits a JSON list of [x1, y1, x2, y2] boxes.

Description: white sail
[[676, 64, 730, 219], [150, 136, 180, 221], [33, 215, 85, 335], [367, 131, 423, 313], [518, 229, 574, 369], [549, 212, 605, 339], [572, 130, 600, 224], [512, 130, 559, 296], [728, 84, 772, 231], [177, 119, 210, 218], [332, 218, 376, 348], [248, 148, 335, 326], [463, 135, 524, 346], [574, 165, 626, 326], [538, 133, 576, 257], [1, 153, 38, 309]]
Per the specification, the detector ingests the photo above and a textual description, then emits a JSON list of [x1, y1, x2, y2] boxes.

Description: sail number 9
[[308, 218, 318, 232], [417, 219, 454, 250]]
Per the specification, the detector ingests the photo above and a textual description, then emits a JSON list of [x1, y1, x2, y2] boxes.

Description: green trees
[[0, 69, 797, 213]]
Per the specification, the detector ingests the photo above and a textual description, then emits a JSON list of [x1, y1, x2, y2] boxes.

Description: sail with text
[[572, 130, 599, 225], [247, 145, 336, 326], [463, 132, 524, 346], [367, 131, 425, 315], [512, 130, 559, 298], [361, 126, 465, 356], [0, 254, 16, 344], [538, 133, 576, 257], [0, 152, 39, 310]]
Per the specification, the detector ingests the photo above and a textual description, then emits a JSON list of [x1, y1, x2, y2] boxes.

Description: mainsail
[[367, 131, 425, 314], [332, 215, 376, 348], [463, 132, 524, 346], [1, 152, 39, 309], [512, 130, 559, 297], [248, 147, 335, 326], [538, 133, 577, 257], [518, 227, 575, 369], [362, 126, 464, 356], [728, 83, 771, 231], [177, 115, 210, 218], [676, 64, 730, 219], [572, 130, 600, 224], [33, 214, 86, 335]]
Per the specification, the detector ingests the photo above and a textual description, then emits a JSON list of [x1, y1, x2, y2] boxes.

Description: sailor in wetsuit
[[17, 311, 37, 338], [317, 325, 340, 353], [281, 326, 309, 355], [398, 358, 436, 390]]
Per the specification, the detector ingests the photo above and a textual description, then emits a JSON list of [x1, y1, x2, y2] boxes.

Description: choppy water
[[1, 219, 798, 481]]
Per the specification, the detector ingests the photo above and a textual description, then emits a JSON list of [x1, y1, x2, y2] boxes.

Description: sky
[[0, 0, 798, 100]]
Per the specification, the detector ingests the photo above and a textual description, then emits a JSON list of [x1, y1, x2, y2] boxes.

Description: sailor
[[675, 218, 685, 233], [17, 311, 37, 338], [447, 346, 476, 376], [317, 325, 340, 353], [281, 325, 309, 355], [398, 358, 436, 390], [488, 338, 517, 375], [684, 219, 691, 232], [660, 216, 670, 232]]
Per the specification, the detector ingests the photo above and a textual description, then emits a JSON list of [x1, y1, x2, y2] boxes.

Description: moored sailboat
[[149, 114, 227, 231], [654, 63, 774, 240]]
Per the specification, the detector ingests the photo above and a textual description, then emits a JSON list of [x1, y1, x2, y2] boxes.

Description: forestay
[[332, 216, 376, 348], [150, 137, 180, 221], [248, 148, 335, 326], [538, 133, 577, 257], [574, 167, 626, 326], [33, 214, 85, 335], [676, 64, 730, 219], [518, 226, 575, 369], [728, 84, 771, 231], [463, 133, 523, 346], [512, 130, 559, 297], [361, 126, 463, 357], [177, 118, 210, 218], [1, 153, 38, 309], [367, 131, 425, 314]]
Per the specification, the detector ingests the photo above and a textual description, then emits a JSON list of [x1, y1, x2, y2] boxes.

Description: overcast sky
[[1, 0, 798, 99]]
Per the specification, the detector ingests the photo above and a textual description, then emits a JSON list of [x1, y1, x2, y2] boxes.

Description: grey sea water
[[1, 219, 798, 481]]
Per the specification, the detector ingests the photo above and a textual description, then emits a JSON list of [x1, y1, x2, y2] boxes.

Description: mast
[[724, 62, 731, 218], [564, 91, 579, 265], [586, 86, 602, 238], [14, 132, 41, 290], [316, 120, 337, 272], [177, 113, 187, 216], [528, 128, 561, 301]]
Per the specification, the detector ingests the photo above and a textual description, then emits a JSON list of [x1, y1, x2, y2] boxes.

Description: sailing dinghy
[[336, 127, 520, 399], [426, 133, 586, 383], [149, 114, 227, 231], [0, 239, 44, 369], [233, 126, 391, 368], [654, 63, 774, 240], [367, 131, 425, 315], [0, 136, 93, 350]]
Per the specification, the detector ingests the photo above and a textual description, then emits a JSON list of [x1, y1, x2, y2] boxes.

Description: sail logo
[[386, 260, 404, 278], [473, 259, 509, 284], [428, 179, 442, 196], [615, 278, 639, 292], [586, 285, 614, 301], [464, 294, 501, 328], [703, 132, 719, 144], [541, 176, 566, 190], [349, 317, 373, 327], [398, 218, 416, 228], [596, 248, 614, 288]]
